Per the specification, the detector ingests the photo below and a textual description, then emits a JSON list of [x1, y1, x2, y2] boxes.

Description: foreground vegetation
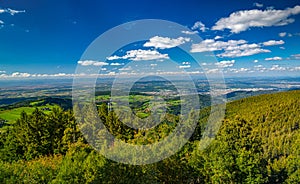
[[0, 90, 299, 183]]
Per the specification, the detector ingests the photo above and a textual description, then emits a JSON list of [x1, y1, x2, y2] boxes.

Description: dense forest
[[0, 90, 299, 183]]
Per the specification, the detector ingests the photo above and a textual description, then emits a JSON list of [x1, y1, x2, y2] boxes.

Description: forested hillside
[[0, 90, 299, 183]]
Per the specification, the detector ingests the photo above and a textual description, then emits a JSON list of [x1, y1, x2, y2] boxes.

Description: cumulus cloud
[[254, 65, 264, 68], [263, 40, 285, 46], [107, 49, 169, 61], [179, 65, 191, 69], [191, 39, 247, 52], [214, 36, 223, 40], [181, 30, 198, 35], [265, 56, 283, 61], [191, 21, 208, 32], [253, 65, 267, 72], [227, 68, 250, 73], [11, 72, 31, 78], [143, 36, 190, 49], [78, 60, 109, 66], [254, 59, 259, 63], [279, 32, 287, 37], [110, 62, 124, 66], [253, 2, 264, 8], [206, 68, 220, 74], [219, 48, 270, 57], [215, 60, 235, 67], [270, 65, 286, 71], [212, 5, 300, 33], [191, 39, 270, 57]]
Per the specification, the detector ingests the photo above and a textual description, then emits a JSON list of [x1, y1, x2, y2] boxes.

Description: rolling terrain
[[0, 90, 299, 183]]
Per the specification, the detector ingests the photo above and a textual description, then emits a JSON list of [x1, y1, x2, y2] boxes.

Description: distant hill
[[193, 90, 300, 183], [1, 97, 72, 111]]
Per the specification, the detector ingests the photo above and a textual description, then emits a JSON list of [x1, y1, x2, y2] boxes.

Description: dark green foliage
[[0, 90, 299, 183], [0, 107, 81, 161]]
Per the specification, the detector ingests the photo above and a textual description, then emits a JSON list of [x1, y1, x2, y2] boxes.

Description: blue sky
[[0, 0, 300, 78]]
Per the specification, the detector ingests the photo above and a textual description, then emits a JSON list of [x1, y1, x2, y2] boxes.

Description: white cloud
[[219, 48, 270, 57], [110, 62, 124, 66], [265, 56, 283, 61], [214, 36, 223, 40], [0, 72, 127, 79], [0, 20, 4, 24], [11, 72, 31, 78], [212, 5, 300, 33], [215, 60, 235, 67], [106, 55, 121, 60], [143, 36, 190, 49], [179, 65, 191, 69], [263, 40, 285, 46], [225, 67, 252, 74], [52, 73, 68, 77], [291, 54, 300, 59], [253, 2, 264, 8], [182, 62, 191, 65], [181, 30, 198, 35], [254, 65, 267, 72], [225, 43, 260, 51], [0, 70, 6, 73], [239, 68, 249, 72], [7, 8, 25, 15], [107, 49, 169, 61], [191, 21, 208, 32], [270, 65, 286, 71], [150, 63, 157, 67], [0, 8, 25, 15], [254, 65, 264, 68], [290, 66, 300, 71], [108, 72, 116, 75], [201, 62, 210, 66], [279, 32, 287, 37], [78, 60, 109, 66], [206, 68, 220, 74], [267, 6, 275, 10], [191, 39, 271, 57], [254, 59, 259, 63], [187, 71, 203, 75], [191, 39, 247, 52]]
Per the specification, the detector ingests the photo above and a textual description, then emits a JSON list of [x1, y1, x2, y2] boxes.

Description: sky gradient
[[0, 0, 300, 78]]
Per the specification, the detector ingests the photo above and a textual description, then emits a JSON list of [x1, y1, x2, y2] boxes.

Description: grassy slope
[[0, 104, 59, 124]]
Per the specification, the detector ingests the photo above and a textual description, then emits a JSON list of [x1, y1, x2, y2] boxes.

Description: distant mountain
[[225, 89, 277, 101]]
